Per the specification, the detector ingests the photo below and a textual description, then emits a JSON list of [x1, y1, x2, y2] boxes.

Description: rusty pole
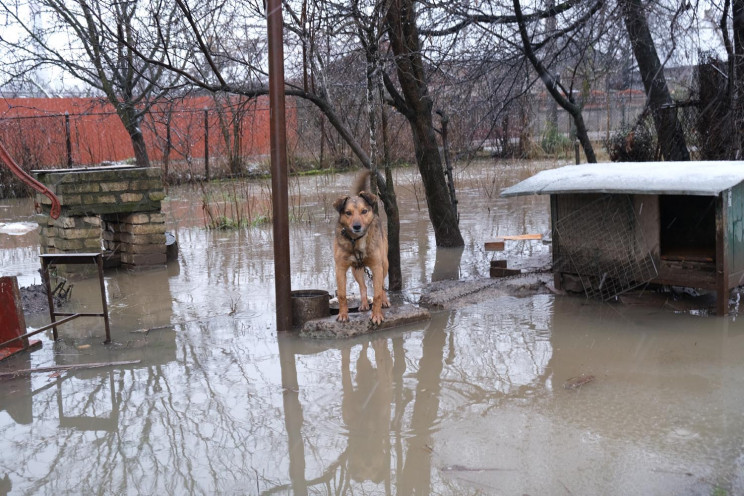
[[267, 0, 292, 332], [65, 112, 72, 168], [204, 108, 210, 181]]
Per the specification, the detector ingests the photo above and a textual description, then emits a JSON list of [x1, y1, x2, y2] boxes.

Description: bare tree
[[512, 0, 602, 162], [620, 0, 689, 161], [0, 0, 185, 166], [384, 0, 464, 247]]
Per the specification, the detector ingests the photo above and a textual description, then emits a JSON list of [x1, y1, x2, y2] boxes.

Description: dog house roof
[[501, 161, 744, 197]]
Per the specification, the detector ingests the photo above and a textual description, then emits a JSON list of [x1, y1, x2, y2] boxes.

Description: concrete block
[[83, 194, 117, 205], [119, 223, 166, 235], [119, 232, 166, 245], [147, 213, 166, 224], [122, 213, 151, 224], [58, 227, 99, 240], [82, 216, 101, 227], [52, 216, 78, 229], [54, 238, 85, 251], [120, 193, 144, 203], [300, 304, 430, 339], [130, 179, 162, 190], [83, 238, 102, 250], [58, 194, 82, 205], [120, 252, 167, 265], [102, 230, 121, 242], [100, 181, 130, 192], [127, 243, 167, 254], [57, 182, 100, 194]]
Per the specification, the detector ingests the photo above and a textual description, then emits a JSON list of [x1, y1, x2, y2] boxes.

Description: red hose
[[0, 141, 60, 219]]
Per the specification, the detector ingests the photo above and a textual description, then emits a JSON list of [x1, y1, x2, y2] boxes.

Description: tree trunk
[[734, 0, 744, 156], [129, 128, 151, 167], [621, 0, 689, 161], [385, 0, 464, 248], [117, 105, 151, 167], [380, 87, 402, 291]]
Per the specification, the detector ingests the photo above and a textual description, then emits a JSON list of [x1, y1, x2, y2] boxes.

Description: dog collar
[[341, 228, 366, 267], [341, 227, 366, 244]]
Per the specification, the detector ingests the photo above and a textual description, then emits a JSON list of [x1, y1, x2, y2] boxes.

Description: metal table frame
[[40, 252, 111, 344]]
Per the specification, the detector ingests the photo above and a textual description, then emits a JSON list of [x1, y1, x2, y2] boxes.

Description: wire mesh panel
[[554, 194, 658, 300]]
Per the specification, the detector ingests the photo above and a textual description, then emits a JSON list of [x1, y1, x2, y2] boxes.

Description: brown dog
[[333, 173, 390, 324]]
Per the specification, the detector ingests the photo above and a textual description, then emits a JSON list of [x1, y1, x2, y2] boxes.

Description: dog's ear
[[358, 191, 379, 214], [333, 196, 349, 213]]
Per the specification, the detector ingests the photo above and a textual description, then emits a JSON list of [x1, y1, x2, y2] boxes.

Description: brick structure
[[34, 165, 167, 276]]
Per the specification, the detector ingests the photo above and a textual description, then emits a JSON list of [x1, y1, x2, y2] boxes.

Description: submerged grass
[[199, 174, 311, 230], [200, 179, 273, 230]]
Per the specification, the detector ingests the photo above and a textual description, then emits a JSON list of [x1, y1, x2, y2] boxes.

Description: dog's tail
[[352, 169, 371, 195]]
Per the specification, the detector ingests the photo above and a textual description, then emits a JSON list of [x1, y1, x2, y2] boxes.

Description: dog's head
[[334, 191, 379, 237]]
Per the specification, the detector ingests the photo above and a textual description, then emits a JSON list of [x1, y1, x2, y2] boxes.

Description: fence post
[[64, 112, 72, 168], [204, 108, 210, 181]]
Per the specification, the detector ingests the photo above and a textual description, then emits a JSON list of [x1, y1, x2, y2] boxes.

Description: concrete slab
[[300, 304, 431, 339], [419, 273, 554, 310]]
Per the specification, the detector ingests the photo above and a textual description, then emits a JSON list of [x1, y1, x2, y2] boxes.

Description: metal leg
[[96, 255, 111, 344], [40, 258, 59, 340]]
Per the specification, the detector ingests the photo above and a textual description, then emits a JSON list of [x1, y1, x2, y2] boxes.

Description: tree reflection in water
[[0, 294, 554, 495]]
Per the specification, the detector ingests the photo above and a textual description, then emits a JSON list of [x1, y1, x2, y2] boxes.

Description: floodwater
[[1, 160, 744, 495]]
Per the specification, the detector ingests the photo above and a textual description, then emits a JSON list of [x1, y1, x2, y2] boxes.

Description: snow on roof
[[500, 161, 744, 197]]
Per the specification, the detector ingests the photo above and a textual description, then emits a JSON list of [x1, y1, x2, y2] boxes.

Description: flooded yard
[[1, 160, 744, 495]]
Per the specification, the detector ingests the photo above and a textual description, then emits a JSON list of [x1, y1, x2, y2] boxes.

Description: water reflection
[[275, 317, 447, 496], [2, 161, 744, 494]]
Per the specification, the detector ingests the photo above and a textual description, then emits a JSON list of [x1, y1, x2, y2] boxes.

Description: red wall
[[0, 95, 289, 169]]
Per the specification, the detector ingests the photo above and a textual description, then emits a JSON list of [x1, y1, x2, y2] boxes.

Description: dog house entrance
[[659, 195, 716, 263]]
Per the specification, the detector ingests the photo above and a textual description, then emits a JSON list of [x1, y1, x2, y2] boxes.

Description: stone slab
[[419, 273, 554, 310], [299, 304, 430, 339]]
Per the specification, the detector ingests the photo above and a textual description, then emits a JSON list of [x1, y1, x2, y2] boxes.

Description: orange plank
[[500, 234, 543, 241]]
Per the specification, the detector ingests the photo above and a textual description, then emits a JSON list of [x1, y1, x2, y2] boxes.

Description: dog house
[[501, 161, 744, 315]]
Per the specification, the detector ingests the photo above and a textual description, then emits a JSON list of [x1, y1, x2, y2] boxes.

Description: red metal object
[[0, 276, 41, 361], [0, 140, 61, 219]]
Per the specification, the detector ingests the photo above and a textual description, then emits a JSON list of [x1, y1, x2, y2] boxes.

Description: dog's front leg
[[353, 267, 369, 311], [336, 263, 350, 322], [370, 264, 385, 325]]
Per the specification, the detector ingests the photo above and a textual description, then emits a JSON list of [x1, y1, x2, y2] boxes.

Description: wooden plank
[[484, 239, 505, 251], [500, 234, 543, 241], [490, 260, 507, 269], [485, 234, 542, 251]]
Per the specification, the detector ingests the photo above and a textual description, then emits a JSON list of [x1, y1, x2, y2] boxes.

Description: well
[[33, 165, 167, 276]]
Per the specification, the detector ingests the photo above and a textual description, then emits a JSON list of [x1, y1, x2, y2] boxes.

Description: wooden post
[[716, 192, 729, 316]]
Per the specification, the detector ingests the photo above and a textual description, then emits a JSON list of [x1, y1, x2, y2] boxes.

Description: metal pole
[[204, 108, 210, 181], [65, 112, 72, 168], [267, 0, 292, 331]]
